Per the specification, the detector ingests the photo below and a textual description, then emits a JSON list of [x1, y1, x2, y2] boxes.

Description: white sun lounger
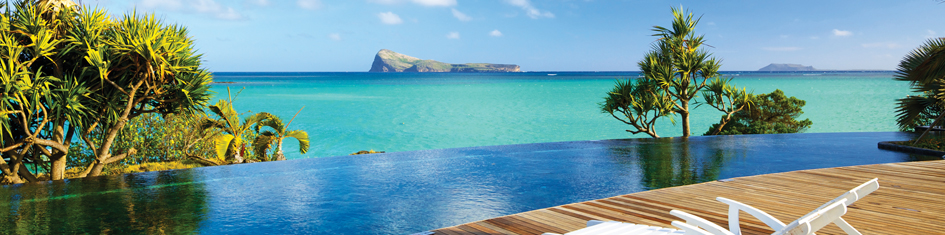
[[543, 178, 878, 235], [715, 178, 879, 235], [541, 219, 714, 235]]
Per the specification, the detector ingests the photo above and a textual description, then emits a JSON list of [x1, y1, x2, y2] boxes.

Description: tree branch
[[104, 78, 130, 96], [102, 148, 136, 164]]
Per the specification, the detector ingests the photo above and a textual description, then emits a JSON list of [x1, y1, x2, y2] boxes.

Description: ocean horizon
[[209, 70, 896, 74], [209, 71, 906, 159]]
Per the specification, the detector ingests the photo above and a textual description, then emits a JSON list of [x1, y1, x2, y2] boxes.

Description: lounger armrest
[[671, 221, 715, 235], [775, 198, 856, 235], [838, 178, 879, 207], [669, 210, 735, 235], [716, 197, 786, 235]]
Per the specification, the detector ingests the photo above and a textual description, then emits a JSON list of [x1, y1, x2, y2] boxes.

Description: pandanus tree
[[0, 1, 212, 182], [73, 10, 212, 177], [895, 37, 945, 142], [602, 7, 748, 138], [0, 0, 96, 183], [252, 108, 310, 161], [601, 76, 675, 138], [701, 78, 752, 135]]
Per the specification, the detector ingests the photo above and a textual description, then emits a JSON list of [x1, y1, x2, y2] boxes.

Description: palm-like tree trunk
[[231, 142, 245, 164], [680, 102, 691, 137], [274, 140, 286, 161]]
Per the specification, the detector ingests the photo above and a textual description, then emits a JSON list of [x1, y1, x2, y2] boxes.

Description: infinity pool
[[0, 132, 936, 234]]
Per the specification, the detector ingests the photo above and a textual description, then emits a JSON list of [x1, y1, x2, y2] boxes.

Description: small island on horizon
[[369, 49, 521, 73], [758, 63, 817, 71]]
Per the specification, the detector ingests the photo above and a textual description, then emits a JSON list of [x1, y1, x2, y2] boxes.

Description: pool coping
[[877, 141, 945, 158]]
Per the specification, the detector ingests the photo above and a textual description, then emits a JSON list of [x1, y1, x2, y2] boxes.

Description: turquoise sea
[[211, 71, 907, 159]]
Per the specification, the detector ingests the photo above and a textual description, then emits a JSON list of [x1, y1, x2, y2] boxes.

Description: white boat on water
[[547, 74, 557, 76]]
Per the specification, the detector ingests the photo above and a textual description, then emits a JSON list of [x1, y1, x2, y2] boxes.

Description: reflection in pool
[[0, 132, 936, 234], [0, 170, 208, 234]]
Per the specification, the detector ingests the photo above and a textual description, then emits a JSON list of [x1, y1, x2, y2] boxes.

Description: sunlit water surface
[[1, 132, 936, 234], [208, 71, 908, 159]]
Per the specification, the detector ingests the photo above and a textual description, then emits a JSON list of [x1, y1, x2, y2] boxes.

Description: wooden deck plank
[[429, 160, 945, 235]]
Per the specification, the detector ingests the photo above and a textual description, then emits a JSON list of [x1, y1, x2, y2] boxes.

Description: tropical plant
[[894, 37, 945, 143], [0, 0, 95, 183], [0, 0, 213, 183], [69, 112, 221, 167], [71, 9, 213, 177], [252, 108, 309, 161], [703, 89, 812, 135], [701, 78, 753, 135], [601, 77, 675, 138], [199, 91, 267, 164], [602, 7, 739, 138]]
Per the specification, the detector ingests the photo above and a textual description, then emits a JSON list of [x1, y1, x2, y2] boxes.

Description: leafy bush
[[704, 89, 812, 135], [105, 161, 203, 176], [69, 113, 219, 169]]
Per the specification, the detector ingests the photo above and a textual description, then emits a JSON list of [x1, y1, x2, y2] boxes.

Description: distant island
[[758, 63, 816, 71], [369, 49, 520, 72]]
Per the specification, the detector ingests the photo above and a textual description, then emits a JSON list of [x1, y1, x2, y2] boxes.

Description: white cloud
[[298, 0, 321, 10], [809, 36, 820, 40], [506, 0, 554, 19], [369, 0, 401, 4], [245, 0, 269, 6], [927, 29, 937, 38], [192, 0, 223, 12], [215, 8, 243, 20], [328, 33, 341, 41], [861, 42, 902, 49], [832, 29, 852, 37], [451, 8, 472, 22], [447, 32, 460, 39], [762, 47, 802, 52], [138, 0, 243, 20], [369, 0, 454, 6], [378, 12, 403, 25], [490, 29, 503, 37], [139, 0, 182, 9], [413, 0, 455, 6]]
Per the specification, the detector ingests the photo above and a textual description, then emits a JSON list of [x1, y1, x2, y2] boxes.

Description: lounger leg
[[833, 218, 862, 235]]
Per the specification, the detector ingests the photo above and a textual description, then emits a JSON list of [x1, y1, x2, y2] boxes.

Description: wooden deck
[[430, 160, 945, 235]]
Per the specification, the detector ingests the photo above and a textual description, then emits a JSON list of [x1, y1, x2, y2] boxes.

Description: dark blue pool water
[[0, 132, 937, 234]]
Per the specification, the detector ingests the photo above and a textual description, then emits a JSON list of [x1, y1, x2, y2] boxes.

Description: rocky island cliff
[[369, 49, 520, 72], [758, 63, 817, 71]]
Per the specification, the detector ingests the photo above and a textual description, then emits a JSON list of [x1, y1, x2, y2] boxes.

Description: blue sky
[[82, 0, 945, 72]]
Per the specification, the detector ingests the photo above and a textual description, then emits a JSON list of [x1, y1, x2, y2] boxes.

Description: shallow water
[[210, 71, 908, 159], [0, 132, 935, 234]]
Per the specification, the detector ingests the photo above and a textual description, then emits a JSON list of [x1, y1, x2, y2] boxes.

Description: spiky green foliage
[[701, 77, 753, 135], [601, 77, 675, 138], [199, 92, 267, 164], [602, 6, 725, 138], [69, 8, 213, 177], [894, 38, 945, 131], [252, 111, 310, 161], [0, 0, 214, 183], [0, 0, 97, 183]]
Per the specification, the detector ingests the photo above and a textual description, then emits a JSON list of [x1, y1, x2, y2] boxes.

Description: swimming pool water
[[0, 132, 936, 234]]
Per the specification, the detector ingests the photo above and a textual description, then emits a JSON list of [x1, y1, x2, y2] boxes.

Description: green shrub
[[704, 89, 812, 135]]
